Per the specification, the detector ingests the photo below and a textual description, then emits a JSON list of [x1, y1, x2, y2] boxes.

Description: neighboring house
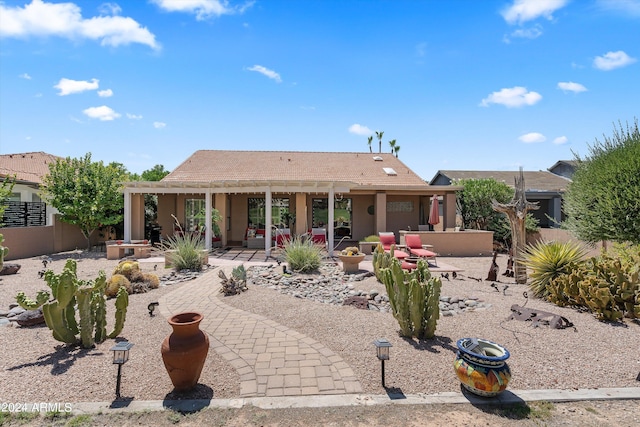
[[429, 167, 573, 228], [123, 150, 460, 255], [547, 160, 577, 180], [0, 152, 61, 227]]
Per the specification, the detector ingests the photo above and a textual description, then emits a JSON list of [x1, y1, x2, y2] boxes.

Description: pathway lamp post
[[373, 338, 392, 388], [110, 341, 134, 399]]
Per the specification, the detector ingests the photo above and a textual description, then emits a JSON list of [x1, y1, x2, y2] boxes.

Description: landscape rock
[[14, 309, 45, 326], [0, 263, 21, 275]]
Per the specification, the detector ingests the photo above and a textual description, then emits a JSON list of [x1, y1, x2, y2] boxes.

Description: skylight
[[383, 167, 397, 176], [373, 156, 383, 161]]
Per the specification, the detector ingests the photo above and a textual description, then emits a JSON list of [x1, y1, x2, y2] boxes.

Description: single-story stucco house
[[123, 150, 461, 255]]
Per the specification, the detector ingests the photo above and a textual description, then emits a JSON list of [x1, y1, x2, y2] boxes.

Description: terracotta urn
[[161, 312, 209, 391], [338, 254, 365, 273], [454, 338, 511, 397]]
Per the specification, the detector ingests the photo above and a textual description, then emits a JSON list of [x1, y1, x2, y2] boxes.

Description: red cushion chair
[[378, 232, 408, 259], [275, 228, 291, 248], [311, 228, 327, 245], [404, 234, 437, 262]]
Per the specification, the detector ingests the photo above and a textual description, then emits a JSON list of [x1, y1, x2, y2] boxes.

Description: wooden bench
[[106, 243, 152, 260]]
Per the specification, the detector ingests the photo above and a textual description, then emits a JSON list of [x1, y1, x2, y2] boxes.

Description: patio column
[[375, 192, 386, 234], [123, 189, 131, 242], [295, 193, 306, 236], [328, 187, 334, 254], [215, 193, 228, 245], [443, 192, 457, 230], [552, 196, 562, 228], [205, 191, 212, 250], [265, 188, 272, 257]]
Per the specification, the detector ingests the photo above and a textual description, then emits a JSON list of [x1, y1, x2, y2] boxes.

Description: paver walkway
[[158, 266, 363, 398]]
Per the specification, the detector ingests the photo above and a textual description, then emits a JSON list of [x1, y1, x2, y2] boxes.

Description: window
[[312, 198, 352, 238], [185, 199, 205, 232], [248, 197, 289, 229]]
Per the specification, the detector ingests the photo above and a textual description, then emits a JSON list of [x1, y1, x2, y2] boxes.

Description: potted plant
[[338, 246, 365, 273], [453, 338, 511, 397]]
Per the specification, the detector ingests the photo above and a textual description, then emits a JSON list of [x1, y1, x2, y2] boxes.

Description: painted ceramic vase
[[454, 338, 511, 397], [161, 312, 209, 391]]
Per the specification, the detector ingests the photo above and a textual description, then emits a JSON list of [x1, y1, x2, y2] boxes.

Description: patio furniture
[[378, 232, 408, 259], [275, 228, 291, 248], [106, 242, 152, 260], [311, 228, 327, 245], [404, 234, 437, 265]]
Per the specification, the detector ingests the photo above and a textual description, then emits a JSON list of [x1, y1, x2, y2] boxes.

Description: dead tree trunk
[[492, 168, 538, 284]]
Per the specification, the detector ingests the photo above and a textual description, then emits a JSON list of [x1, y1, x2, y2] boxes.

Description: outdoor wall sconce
[[373, 338, 392, 388], [110, 341, 134, 399]]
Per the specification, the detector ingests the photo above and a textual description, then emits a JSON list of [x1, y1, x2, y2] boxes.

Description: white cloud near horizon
[[553, 136, 568, 144], [127, 113, 143, 120], [153, 121, 167, 129], [480, 86, 542, 108], [97, 89, 113, 97], [247, 65, 282, 83], [593, 50, 637, 70], [348, 124, 373, 136], [0, 0, 160, 50], [518, 132, 546, 143], [501, 0, 569, 24], [54, 78, 99, 96], [82, 105, 120, 121], [557, 81, 588, 93], [19, 73, 32, 80], [504, 25, 543, 42], [152, 0, 254, 20]]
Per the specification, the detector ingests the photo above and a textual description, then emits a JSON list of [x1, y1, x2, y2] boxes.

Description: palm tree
[[367, 136, 373, 153], [388, 139, 397, 154], [394, 145, 400, 158], [375, 131, 384, 153]]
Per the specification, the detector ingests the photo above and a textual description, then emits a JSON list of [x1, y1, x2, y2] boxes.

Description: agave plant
[[520, 240, 587, 299]]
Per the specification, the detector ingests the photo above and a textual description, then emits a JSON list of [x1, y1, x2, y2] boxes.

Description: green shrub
[[163, 232, 206, 271], [363, 235, 380, 243], [520, 240, 587, 298], [284, 235, 322, 273]]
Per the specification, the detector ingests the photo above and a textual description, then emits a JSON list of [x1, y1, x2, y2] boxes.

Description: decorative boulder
[[343, 296, 369, 310], [0, 263, 21, 275], [15, 309, 45, 326]]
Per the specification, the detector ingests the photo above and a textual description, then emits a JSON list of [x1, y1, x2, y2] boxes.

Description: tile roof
[[431, 170, 571, 192], [0, 152, 61, 184], [162, 150, 430, 189]]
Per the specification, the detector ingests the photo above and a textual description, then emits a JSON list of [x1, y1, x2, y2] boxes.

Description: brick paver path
[[159, 266, 363, 397]]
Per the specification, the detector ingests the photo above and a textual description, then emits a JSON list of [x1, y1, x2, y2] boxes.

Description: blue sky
[[1, 0, 638, 181]]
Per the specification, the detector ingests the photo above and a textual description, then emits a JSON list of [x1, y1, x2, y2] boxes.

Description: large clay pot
[[454, 338, 511, 397], [161, 312, 209, 391]]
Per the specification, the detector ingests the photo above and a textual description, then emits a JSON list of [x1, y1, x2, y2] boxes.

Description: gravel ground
[[1, 250, 639, 405]]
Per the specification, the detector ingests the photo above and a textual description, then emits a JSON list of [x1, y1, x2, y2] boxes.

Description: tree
[[367, 136, 373, 153], [375, 131, 384, 153], [389, 139, 397, 154], [40, 153, 126, 250], [454, 178, 513, 230], [141, 164, 170, 182], [564, 119, 640, 244], [393, 145, 400, 158]]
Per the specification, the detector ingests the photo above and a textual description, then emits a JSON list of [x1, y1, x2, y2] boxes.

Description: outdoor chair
[[311, 228, 327, 246], [378, 232, 408, 259], [275, 228, 291, 248], [404, 234, 437, 265]]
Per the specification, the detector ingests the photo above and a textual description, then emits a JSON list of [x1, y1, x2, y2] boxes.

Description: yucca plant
[[163, 215, 206, 271], [520, 240, 587, 298], [284, 235, 323, 273]]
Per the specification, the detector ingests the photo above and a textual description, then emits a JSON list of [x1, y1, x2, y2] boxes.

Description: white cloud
[[97, 88, 113, 97], [557, 81, 588, 93], [83, 105, 120, 121], [504, 25, 543, 42], [153, 121, 166, 129], [247, 65, 282, 83], [593, 50, 637, 70], [127, 113, 143, 120], [553, 136, 568, 144], [501, 0, 569, 24], [151, 0, 253, 20], [19, 73, 32, 79], [480, 86, 542, 108], [0, 0, 160, 50], [518, 132, 546, 143], [98, 3, 122, 16], [54, 78, 99, 95], [348, 124, 372, 136]]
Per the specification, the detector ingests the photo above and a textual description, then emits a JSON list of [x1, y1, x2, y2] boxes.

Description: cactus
[[113, 260, 141, 280], [105, 274, 132, 297], [373, 244, 394, 280], [0, 233, 8, 271], [380, 257, 441, 339], [15, 259, 128, 348]]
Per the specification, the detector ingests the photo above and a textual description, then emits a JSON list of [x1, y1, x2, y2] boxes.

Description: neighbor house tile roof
[[163, 150, 429, 188], [0, 152, 61, 184], [430, 170, 571, 192]]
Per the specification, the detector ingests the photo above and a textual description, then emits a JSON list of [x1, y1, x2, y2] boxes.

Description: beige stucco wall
[[399, 230, 494, 257]]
